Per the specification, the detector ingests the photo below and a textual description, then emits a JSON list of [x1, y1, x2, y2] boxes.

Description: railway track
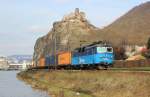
[[108, 67, 150, 71], [28, 66, 150, 73]]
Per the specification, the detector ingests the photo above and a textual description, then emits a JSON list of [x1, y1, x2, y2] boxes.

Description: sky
[[0, 0, 149, 56]]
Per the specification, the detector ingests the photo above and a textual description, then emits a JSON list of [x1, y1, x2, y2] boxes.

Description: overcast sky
[[0, 0, 149, 56]]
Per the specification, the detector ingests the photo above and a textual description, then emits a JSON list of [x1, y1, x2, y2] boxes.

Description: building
[[0, 57, 9, 70], [7, 55, 32, 70], [9, 61, 32, 70]]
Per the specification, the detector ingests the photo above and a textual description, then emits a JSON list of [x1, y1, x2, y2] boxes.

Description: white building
[[9, 60, 32, 70], [125, 45, 147, 57], [22, 60, 32, 70], [0, 57, 9, 70]]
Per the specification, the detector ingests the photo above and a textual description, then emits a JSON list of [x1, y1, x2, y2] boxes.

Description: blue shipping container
[[45, 55, 56, 66]]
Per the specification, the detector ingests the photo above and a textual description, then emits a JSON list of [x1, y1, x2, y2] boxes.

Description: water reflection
[[0, 71, 50, 97]]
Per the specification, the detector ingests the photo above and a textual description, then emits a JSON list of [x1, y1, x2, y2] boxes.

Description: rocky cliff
[[33, 8, 99, 65]]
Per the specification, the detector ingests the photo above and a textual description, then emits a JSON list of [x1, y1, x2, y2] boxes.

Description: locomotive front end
[[96, 46, 114, 67]]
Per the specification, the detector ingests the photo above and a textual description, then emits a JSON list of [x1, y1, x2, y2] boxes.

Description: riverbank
[[17, 70, 150, 97]]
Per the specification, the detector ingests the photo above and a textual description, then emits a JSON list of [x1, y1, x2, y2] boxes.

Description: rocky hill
[[33, 8, 100, 64], [101, 1, 150, 45], [33, 2, 150, 64]]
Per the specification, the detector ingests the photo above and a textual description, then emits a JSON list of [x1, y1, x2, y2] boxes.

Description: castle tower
[[75, 8, 80, 16]]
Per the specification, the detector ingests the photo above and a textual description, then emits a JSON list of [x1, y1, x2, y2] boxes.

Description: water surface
[[0, 71, 50, 97]]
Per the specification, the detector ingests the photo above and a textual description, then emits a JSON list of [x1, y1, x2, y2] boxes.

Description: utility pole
[[65, 21, 72, 52], [53, 29, 57, 70], [66, 22, 70, 51]]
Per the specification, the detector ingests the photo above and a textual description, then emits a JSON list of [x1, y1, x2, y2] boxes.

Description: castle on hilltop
[[62, 8, 86, 22]]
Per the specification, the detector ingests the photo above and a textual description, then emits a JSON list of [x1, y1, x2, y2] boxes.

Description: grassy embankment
[[17, 69, 150, 97]]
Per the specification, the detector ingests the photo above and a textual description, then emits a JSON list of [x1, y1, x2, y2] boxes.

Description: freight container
[[45, 56, 50, 66], [39, 58, 45, 67], [58, 52, 71, 66], [45, 55, 56, 66]]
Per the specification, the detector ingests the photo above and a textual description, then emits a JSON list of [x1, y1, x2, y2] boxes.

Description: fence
[[113, 59, 150, 68]]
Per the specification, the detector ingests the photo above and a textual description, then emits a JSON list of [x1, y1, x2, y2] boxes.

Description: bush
[[142, 49, 150, 58], [147, 37, 150, 49], [114, 47, 127, 60]]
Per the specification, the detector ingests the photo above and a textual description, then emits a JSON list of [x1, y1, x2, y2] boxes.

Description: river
[[0, 71, 50, 97]]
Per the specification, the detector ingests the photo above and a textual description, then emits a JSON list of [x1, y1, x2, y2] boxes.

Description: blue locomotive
[[72, 41, 114, 69]]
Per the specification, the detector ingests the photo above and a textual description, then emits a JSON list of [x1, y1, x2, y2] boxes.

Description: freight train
[[34, 41, 114, 69]]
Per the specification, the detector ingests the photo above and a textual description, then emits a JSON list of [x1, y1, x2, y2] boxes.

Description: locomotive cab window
[[97, 47, 113, 53], [107, 47, 113, 53], [97, 47, 107, 53]]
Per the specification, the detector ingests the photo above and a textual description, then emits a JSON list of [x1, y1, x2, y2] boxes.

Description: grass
[[18, 69, 150, 97]]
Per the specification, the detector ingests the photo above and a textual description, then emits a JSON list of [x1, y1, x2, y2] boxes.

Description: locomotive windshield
[[97, 47, 113, 53], [107, 47, 113, 52]]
